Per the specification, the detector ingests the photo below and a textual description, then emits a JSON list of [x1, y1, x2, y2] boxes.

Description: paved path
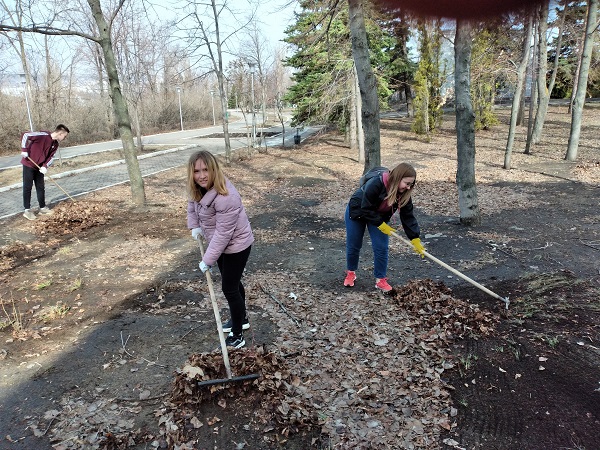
[[0, 122, 321, 220]]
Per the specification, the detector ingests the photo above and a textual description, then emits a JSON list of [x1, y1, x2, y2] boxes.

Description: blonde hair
[[186, 151, 228, 201], [385, 162, 416, 208]]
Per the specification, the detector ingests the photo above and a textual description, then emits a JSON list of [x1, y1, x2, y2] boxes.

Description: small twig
[[180, 325, 200, 339], [525, 242, 553, 251], [487, 243, 522, 261], [119, 331, 167, 367], [114, 393, 169, 402], [579, 239, 600, 251], [42, 415, 58, 436], [258, 283, 301, 327]]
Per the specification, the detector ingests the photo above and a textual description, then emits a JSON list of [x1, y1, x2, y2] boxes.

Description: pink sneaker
[[375, 278, 393, 292], [344, 270, 357, 287]]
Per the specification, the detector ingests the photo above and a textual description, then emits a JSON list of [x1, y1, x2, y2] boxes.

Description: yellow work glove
[[411, 238, 425, 257], [377, 222, 395, 235]]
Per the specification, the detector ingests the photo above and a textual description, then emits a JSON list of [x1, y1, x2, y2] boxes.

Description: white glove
[[40, 167, 48, 175], [199, 261, 210, 273], [191, 227, 204, 240], [21, 152, 28, 158]]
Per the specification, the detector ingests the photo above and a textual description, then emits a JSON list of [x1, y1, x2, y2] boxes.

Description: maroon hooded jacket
[[20, 131, 59, 170]]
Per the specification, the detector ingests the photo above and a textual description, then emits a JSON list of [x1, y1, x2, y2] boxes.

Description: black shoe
[[225, 333, 245, 349], [222, 318, 250, 333]]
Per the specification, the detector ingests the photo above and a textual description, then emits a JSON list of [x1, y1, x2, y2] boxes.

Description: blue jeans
[[345, 205, 389, 279]]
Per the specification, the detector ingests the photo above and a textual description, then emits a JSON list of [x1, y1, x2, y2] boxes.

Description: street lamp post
[[176, 86, 183, 131], [209, 90, 216, 126], [20, 73, 34, 131], [248, 62, 256, 147]]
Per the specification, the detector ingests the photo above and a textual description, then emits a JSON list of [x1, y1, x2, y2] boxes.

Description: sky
[[0, 0, 299, 90]]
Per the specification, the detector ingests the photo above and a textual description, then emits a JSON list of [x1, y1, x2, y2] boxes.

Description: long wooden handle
[[27, 156, 76, 202], [198, 239, 233, 379], [390, 231, 510, 309]]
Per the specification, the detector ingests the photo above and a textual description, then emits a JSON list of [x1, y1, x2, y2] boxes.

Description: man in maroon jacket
[[20, 124, 70, 221]]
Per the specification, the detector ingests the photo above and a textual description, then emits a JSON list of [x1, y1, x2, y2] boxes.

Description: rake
[[196, 238, 260, 387]]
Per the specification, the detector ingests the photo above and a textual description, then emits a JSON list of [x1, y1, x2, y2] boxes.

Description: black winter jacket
[[347, 172, 420, 240]]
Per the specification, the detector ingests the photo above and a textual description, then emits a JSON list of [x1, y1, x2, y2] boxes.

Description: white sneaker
[[39, 207, 53, 215], [23, 210, 37, 221]]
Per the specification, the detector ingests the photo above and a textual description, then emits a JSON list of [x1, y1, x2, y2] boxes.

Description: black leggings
[[23, 165, 45, 209], [216, 245, 251, 334]]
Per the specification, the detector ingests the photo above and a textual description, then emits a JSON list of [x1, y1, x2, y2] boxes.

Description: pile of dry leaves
[[160, 272, 498, 448], [34, 200, 112, 235]]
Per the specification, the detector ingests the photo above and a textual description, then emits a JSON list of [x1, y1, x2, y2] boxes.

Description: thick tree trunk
[[505, 14, 533, 169], [454, 20, 480, 226], [566, 0, 597, 161], [88, 0, 145, 205], [531, 2, 550, 145], [348, 0, 380, 173]]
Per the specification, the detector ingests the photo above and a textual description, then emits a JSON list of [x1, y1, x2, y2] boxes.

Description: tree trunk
[[531, 2, 550, 145], [350, 69, 358, 157], [208, 0, 232, 164], [87, 0, 145, 206], [548, 0, 566, 97], [505, 14, 533, 169], [133, 105, 143, 150], [348, 0, 380, 173], [353, 64, 365, 163], [565, 0, 597, 161], [524, 17, 539, 155], [404, 81, 412, 117], [568, 27, 585, 115], [454, 20, 480, 226]]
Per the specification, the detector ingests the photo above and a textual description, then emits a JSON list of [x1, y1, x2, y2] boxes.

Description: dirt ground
[[0, 105, 599, 450]]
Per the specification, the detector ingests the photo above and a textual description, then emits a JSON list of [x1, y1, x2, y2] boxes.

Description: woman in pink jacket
[[187, 151, 254, 348]]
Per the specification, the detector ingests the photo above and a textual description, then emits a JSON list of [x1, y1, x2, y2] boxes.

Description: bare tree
[[0, 0, 146, 205], [179, 0, 256, 164], [454, 19, 480, 225], [348, 0, 380, 172], [530, 1, 550, 145], [565, 0, 598, 161], [113, 1, 170, 150], [524, 15, 539, 155], [1, 0, 36, 129], [505, 13, 533, 169], [242, 23, 272, 152]]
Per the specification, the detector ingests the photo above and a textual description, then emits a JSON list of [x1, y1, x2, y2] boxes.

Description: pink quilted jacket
[[187, 179, 254, 266]]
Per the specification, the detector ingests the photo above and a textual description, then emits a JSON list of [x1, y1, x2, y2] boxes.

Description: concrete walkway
[[0, 124, 321, 220]]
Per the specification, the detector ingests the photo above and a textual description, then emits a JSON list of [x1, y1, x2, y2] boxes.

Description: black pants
[[216, 245, 251, 335], [23, 165, 45, 209]]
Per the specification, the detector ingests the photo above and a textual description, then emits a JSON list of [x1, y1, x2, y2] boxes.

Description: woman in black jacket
[[344, 162, 425, 292]]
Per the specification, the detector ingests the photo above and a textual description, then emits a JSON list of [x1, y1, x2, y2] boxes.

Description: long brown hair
[[186, 151, 228, 201], [385, 162, 416, 208]]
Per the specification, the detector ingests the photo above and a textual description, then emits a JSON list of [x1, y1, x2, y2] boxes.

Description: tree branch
[[0, 24, 98, 42]]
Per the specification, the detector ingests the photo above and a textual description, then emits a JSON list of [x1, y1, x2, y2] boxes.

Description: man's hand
[[40, 167, 48, 175], [191, 227, 204, 240], [21, 152, 28, 158], [411, 238, 425, 257], [377, 222, 396, 235], [199, 261, 211, 273]]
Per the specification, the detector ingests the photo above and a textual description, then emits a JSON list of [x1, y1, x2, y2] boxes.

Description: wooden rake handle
[[197, 239, 233, 379], [27, 156, 76, 202], [390, 231, 510, 309]]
